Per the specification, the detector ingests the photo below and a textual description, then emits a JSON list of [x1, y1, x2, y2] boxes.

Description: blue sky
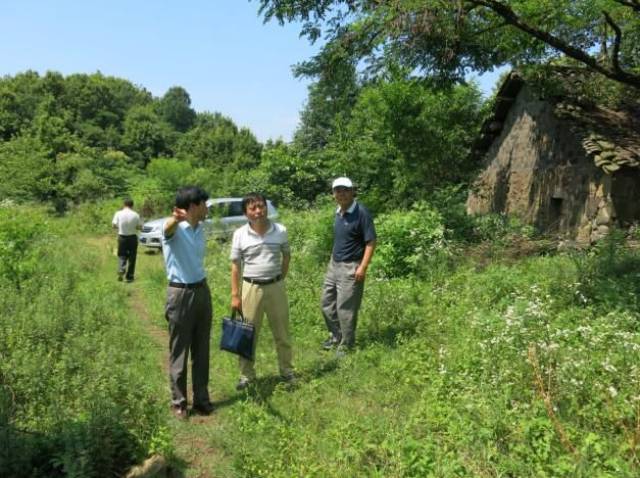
[[1, 0, 503, 142]]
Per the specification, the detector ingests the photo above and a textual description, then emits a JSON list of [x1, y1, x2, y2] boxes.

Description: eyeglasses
[[333, 187, 352, 192]]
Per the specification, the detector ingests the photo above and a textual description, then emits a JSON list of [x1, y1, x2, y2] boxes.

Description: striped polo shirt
[[230, 221, 290, 280]]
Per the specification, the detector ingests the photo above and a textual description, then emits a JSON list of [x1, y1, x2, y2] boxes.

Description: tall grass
[[211, 211, 640, 477], [4, 202, 640, 477], [0, 207, 168, 478]]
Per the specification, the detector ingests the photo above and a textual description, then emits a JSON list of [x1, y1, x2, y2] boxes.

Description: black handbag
[[220, 310, 255, 361]]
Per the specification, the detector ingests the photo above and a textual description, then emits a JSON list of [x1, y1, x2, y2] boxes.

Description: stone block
[[596, 206, 612, 226], [576, 223, 592, 244]]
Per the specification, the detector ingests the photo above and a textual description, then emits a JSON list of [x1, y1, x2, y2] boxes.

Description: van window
[[228, 201, 244, 217], [209, 203, 227, 218]]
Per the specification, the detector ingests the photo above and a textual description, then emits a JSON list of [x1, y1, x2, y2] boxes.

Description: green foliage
[[0, 71, 260, 208], [573, 230, 640, 310], [0, 214, 167, 477], [258, 0, 640, 88], [66, 198, 125, 235], [373, 202, 448, 278], [257, 141, 328, 206], [122, 105, 173, 167], [471, 212, 536, 242], [281, 204, 335, 265], [293, 58, 360, 154], [0, 135, 53, 201], [146, 157, 193, 193], [0, 205, 47, 289], [175, 112, 262, 171], [155, 86, 196, 133], [320, 79, 483, 211], [214, 222, 640, 476]]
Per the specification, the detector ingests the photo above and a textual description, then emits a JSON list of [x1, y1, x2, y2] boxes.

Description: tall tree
[[257, 0, 640, 88], [325, 79, 484, 210], [122, 105, 172, 167], [176, 112, 261, 170], [156, 86, 196, 132], [293, 57, 360, 153]]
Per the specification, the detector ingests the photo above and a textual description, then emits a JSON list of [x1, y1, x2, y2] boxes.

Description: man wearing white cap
[[321, 177, 376, 354]]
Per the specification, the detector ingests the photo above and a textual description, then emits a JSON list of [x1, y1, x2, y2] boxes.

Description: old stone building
[[466, 69, 640, 243]]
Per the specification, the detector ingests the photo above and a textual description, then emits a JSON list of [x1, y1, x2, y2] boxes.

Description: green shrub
[[0, 205, 49, 289], [573, 230, 640, 310], [471, 213, 536, 242], [281, 203, 335, 266], [373, 201, 448, 278]]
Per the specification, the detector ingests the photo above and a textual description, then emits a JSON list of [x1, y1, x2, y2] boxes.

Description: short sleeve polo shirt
[[162, 220, 207, 284], [230, 222, 290, 280], [332, 201, 376, 262], [112, 208, 140, 236]]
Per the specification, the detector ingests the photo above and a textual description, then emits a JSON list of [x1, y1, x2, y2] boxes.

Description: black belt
[[243, 275, 282, 285], [169, 279, 207, 289]]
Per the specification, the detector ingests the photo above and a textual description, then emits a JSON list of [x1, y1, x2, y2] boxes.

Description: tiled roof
[[473, 68, 640, 173]]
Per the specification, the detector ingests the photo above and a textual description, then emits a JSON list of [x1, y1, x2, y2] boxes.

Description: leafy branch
[[473, 0, 640, 88]]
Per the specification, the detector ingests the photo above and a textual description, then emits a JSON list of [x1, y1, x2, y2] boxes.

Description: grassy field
[[2, 205, 640, 477]]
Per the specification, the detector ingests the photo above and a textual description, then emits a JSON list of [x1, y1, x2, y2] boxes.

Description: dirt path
[[128, 283, 229, 478]]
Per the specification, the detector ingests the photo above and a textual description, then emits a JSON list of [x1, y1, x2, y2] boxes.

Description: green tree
[[62, 72, 152, 149], [293, 58, 360, 154], [259, 140, 327, 205], [257, 0, 640, 88], [122, 105, 172, 166], [176, 112, 261, 170], [156, 86, 196, 132], [0, 136, 52, 201], [326, 79, 483, 210], [0, 70, 43, 140], [146, 157, 193, 193]]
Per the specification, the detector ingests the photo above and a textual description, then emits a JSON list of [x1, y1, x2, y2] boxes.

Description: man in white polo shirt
[[111, 198, 141, 282], [230, 192, 294, 390]]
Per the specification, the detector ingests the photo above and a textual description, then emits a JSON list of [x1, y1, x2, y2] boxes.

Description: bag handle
[[231, 308, 246, 322]]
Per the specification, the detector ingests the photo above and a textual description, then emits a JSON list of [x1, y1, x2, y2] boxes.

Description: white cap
[[332, 177, 353, 189]]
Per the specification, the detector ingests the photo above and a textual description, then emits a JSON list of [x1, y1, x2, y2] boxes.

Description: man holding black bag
[[162, 186, 214, 419], [230, 192, 294, 390]]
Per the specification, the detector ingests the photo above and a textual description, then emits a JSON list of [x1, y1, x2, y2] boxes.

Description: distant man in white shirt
[[112, 198, 141, 282], [230, 192, 294, 390]]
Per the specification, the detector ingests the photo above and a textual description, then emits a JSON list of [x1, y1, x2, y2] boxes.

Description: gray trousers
[[320, 259, 365, 348], [165, 284, 212, 407]]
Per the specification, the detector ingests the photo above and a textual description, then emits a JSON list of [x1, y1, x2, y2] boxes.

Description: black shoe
[[192, 402, 215, 415], [322, 337, 340, 350], [125, 277, 134, 283]]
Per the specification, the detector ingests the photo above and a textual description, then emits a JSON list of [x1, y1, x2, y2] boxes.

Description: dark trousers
[[165, 284, 212, 408], [117, 235, 138, 280]]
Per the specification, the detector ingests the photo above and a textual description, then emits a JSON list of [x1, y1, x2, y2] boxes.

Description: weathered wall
[[466, 86, 632, 242]]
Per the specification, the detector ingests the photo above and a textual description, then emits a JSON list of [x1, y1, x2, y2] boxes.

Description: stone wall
[[467, 85, 627, 243]]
